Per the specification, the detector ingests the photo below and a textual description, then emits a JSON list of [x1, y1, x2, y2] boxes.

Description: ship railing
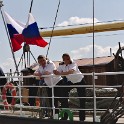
[[0, 71, 123, 122]]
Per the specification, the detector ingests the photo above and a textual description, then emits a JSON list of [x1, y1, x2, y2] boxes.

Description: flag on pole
[[3, 11, 48, 52], [3, 11, 24, 52], [14, 13, 48, 48]]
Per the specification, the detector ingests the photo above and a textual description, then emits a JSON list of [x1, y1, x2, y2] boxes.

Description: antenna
[[110, 48, 112, 56], [118, 42, 122, 58], [119, 42, 121, 49]]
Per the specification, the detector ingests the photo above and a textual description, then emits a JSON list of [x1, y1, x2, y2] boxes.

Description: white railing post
[[18, 77, 23, 117], [8, 73, 10, 82], [92, 72, 97, 122], [51, 77, 55, 119]]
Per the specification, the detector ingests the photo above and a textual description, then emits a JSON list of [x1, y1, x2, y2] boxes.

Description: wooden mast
[[40, 21, 124, 37]]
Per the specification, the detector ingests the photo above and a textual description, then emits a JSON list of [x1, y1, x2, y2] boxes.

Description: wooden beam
[[40, 22, 124, 37]]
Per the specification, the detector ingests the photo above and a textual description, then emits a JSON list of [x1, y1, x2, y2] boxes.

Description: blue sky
[[1, 0, 124, 72]]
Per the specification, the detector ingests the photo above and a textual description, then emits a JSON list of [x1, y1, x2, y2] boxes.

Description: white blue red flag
[[3, 11, 24, 52], [14, 13, 48, 48], [3, 11, 48, 52]]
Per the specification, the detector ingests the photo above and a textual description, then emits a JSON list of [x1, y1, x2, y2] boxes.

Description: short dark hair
[[62, 53, 70, 58], [37, 55, 46, 60]]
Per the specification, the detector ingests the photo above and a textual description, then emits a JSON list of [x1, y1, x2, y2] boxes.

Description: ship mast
[[17, 0, 37, 69], [0, 0, 19, 73]]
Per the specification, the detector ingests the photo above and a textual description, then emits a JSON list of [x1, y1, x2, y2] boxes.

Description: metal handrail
[[0, 71, 123, 121]]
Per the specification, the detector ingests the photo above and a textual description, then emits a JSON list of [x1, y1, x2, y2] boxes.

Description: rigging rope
[[46, 0, 61, 58], [29, 0, 34, 13]]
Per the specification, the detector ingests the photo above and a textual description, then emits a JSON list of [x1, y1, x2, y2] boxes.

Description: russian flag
[[14, 13, 48, 48], [3, 11, 24, 52]]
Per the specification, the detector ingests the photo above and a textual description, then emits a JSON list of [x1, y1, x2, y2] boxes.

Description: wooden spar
[[40, 21, 124, 37]]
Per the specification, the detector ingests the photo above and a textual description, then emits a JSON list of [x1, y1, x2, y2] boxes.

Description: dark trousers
[[60, 78, 86, 121], [29, 80, 39, 106], [47, 80, 64, 114], [29, 86, 38, 106]]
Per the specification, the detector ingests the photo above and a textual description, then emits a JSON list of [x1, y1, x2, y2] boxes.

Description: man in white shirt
[[34, 55, 63, 116], [54, 53, 86, 121]]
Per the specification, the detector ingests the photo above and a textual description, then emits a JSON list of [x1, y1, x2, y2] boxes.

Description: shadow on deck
[[0, 115, 100, 124]]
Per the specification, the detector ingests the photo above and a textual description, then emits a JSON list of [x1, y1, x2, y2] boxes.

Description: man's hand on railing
[[53, 70, 60, 75], [43, 71, 51, 75], [34, 72, 41, 77], [68, 69, 75, 74], [34, 72, 42, 80], [53, 69, 75, 75]]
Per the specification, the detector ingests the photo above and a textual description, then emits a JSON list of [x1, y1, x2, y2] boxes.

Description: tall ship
[[0, 0, 124, 124]]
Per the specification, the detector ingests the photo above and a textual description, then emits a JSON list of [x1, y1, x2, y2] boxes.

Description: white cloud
[[71, 43, 124, 59], [0, 57, 20, 73], [57, 16, 99, 26]]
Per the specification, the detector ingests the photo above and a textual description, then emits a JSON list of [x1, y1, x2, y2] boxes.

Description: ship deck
[[0, 110, 123, 123]]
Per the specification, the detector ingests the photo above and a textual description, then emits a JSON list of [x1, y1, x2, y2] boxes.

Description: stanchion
[[51, 78, 55, 119], [18, 77, 23, 117], [92, 72, 97, 122]]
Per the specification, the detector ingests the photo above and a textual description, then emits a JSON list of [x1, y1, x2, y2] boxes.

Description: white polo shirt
[[57, 60, 84, 84], [35, 60, 62, 87]]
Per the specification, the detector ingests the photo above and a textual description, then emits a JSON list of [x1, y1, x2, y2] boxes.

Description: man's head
[[62, 53, 72, 65], [37, 55, 47, 67]]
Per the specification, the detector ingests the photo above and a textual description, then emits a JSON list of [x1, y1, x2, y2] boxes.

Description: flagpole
[[0, 1, 19, 73], [17, 0, 35, 69]]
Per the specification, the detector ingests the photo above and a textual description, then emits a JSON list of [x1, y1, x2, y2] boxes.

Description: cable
[[46, 0, 61, 58], [29, 0, 33, 13]]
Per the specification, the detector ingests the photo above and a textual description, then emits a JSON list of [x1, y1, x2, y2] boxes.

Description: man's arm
[[53, 69, 75, 75], [54, 62, 76, 75], [34, 68, 41, 76], [44, 62, 56, 75]]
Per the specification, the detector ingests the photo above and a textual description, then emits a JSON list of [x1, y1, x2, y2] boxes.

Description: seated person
[[54, 53, 86, 121], [34, 55, 63, 116]]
